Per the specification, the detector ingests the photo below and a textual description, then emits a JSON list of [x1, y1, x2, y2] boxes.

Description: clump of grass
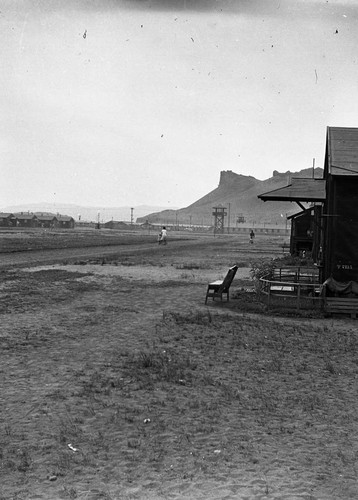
[[17, 449, 32, 472], [129, 348, 197, 384], [324, 359, 337, 374], [62, 485, 78, 499]]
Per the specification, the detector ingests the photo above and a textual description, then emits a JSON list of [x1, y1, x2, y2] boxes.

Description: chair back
[[218, 265, 238, 292]]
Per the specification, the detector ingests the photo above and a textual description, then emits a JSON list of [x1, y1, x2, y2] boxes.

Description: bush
[[250, 258, 276, 281], [250, 255, 316, 293]]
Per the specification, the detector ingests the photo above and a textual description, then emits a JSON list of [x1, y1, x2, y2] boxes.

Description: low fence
[[259, 267, 323, 311]]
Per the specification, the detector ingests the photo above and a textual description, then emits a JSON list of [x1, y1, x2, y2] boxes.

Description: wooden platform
[[325, 297, 358, 318]]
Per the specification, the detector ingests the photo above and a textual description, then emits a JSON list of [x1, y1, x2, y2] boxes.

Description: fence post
[[267, 282, 271, 308]]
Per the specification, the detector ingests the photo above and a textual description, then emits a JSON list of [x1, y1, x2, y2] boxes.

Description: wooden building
[[286, 206, 322, 258], [258, 177, 326, 262], [14, 213, 38, 227], [0, 213, 16, 227], [322, 127, 358, 284], [56, 215, 75, 229], [36, 214, 58, 228], [258, 126, 358, 315]]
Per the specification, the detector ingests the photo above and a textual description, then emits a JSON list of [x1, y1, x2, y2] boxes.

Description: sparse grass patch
[[127, 347, 197, 385]]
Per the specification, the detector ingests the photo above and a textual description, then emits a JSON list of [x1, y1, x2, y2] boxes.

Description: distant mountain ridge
[[1, 203, 175, 223], [136, 167, 323, 226], [3, 168, 323, 226]]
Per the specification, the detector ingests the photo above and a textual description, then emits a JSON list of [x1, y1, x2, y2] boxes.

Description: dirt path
[[0, 238, 211, 269]]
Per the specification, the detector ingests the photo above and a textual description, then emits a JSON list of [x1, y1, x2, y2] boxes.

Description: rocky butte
[[137, 167, 323, 226]]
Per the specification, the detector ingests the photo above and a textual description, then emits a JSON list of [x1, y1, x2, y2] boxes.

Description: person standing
[[249, 229, 255, 244], [161, 226, 168, 245]]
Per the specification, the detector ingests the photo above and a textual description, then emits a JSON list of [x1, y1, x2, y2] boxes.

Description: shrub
[[250, 258, 276, 291]]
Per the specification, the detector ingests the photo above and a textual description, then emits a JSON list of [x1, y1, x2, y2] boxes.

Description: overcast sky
[[1, 0, 358, 209]]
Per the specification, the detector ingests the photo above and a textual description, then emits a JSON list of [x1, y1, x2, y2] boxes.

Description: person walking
[[160, 226, 168, 245]]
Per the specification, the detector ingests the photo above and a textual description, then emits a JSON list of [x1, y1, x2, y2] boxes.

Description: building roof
[[258, 178, 326, 202], [104, 220, 128, 225], [14, 213, 37, 220], [0, 213, 14, 218], [57, 215, 74, 221], [36, 215, 57, 221], [326, 126, 358, 176]]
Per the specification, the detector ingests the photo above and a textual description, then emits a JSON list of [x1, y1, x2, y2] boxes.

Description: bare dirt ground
[[1, 230, 358, 500]]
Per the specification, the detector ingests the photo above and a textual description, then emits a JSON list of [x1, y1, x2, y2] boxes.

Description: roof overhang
[[258, 178, 326, 203]]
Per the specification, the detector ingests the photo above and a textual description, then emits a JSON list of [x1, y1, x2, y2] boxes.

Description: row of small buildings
[[0, 212, 75, 229]]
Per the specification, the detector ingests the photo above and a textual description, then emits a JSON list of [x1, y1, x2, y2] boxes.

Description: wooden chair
[[205, 265, 238, 304]]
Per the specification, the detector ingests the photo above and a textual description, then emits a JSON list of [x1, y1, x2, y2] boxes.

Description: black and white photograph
[[1, 1, 358, 499]]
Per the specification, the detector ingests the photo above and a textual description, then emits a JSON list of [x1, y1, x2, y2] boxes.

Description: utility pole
[[228, 203, 231, 233], [130, 207, 134, 226]]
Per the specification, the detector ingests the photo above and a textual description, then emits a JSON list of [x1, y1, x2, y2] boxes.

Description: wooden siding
[[327, 127, 358, 176]]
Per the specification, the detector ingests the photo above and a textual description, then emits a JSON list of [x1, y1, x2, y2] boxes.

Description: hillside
[[137, 168, 323, 226]]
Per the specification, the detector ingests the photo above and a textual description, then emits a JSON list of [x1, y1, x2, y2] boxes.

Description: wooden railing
[[259, 267, 322, 310]]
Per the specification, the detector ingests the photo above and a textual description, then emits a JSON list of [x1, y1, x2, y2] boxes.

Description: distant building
[[236, 214, 246, 224], [75, 220, 97, 229], [140, 221, 156, 230], [103, 220, 129, 230], [36, 214, 58, 228], [14, 213, 38, 228], [0, 213, 16, 227], [56, 215, 75, 229]]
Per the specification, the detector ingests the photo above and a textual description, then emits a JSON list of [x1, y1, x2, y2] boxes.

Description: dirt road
[[0, 232, 284, 270], [0, 238, 209, 269]]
